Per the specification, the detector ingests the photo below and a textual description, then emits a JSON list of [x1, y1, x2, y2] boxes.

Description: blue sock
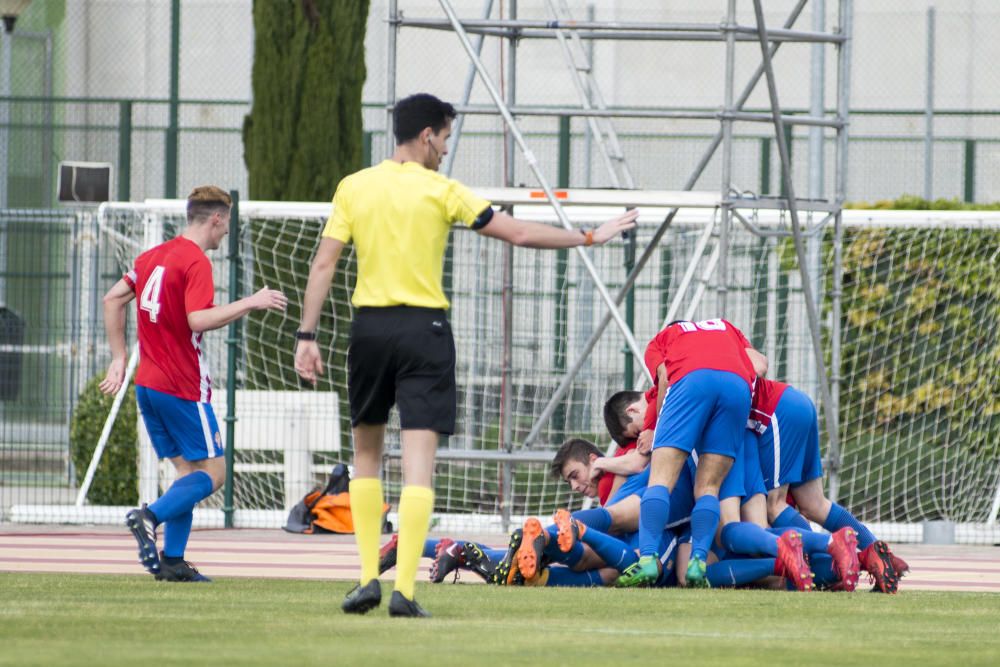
[[706, 558, 777, 588], [823, 503, 876, 549], [148, 471, 214, 524], [422, 539, 440, 558], [572, 507, 612, 533], [638, 486, 671, 557], [545, 566, 605, 587], [485, 548, 507, 561], [721, 522, 778, 557], [581, 528, 639, 572], [810, 552, 837, 587], [162, 510, 193, 558], [772, 506, 812, 531], [767, 527, 830, 555], [542, 526, 569, 564], [689, 495, 721, 561]]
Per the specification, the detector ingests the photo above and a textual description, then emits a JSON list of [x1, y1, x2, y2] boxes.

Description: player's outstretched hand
[[636, 429, 654, 455], [98, 357, 126, 396], [592, 208, 639, 245], [249, 286, 288, 311], [295, 340, 324, 387]]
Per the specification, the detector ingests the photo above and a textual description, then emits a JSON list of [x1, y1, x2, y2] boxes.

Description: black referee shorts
[[347, 306, 457, 434]]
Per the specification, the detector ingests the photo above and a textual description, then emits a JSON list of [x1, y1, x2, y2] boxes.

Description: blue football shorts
[[756, 386, 823, 489], [136, 385, 224, 462], [652, 369, 752, 460]]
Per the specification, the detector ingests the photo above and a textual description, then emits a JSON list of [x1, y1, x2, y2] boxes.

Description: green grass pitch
[[2, 573, 998, 667]]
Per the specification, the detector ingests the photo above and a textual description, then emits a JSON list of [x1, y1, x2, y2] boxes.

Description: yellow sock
[[393, 485, 434, 600], [349, 478, 383, 584]]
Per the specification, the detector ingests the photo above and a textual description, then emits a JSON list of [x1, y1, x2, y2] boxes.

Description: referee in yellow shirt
[[294, 93, 638, 617]]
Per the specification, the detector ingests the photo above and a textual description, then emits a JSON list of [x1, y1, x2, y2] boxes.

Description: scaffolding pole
[[443, 0, 495, 177], [830, 0, 854, 502], [437, 0, 651, 383], [751, 0, 842, 495], [522, 0, 814, 447], [718, 0, 737, 317], [398, 17, 845, 44]]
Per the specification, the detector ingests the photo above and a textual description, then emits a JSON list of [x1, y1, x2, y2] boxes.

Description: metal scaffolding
[[387, 0, 854, 526]]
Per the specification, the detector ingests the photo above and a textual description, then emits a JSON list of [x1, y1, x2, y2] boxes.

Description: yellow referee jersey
[[322, 159, 491, 309]]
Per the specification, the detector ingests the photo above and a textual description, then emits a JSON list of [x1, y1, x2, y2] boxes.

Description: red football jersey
[[749, 378, 789, 431], [643, 318, 756, 390], [642, 385, 659, 433], [123, 236, 215, 402], [597, 441, 638, 506]]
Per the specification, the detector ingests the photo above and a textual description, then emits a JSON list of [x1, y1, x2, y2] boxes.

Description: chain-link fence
[[1, 1, 999, 206]]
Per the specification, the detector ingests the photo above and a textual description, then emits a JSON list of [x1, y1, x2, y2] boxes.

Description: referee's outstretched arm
[[478, 208, 638, 249]]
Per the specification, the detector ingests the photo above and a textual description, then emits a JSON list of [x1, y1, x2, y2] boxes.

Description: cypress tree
[[242, 1, 369, 450]]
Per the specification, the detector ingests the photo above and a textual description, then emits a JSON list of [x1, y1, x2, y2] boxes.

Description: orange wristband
[[583, 229, 594, 247]]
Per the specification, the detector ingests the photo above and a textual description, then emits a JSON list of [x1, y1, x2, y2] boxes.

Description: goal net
[[21, 194, 1000, 542]]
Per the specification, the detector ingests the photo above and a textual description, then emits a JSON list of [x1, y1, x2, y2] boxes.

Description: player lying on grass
[[606, 366, 905, 593], [482, 437, 819, 591], [604, 386, 858, 592], [748, 377, 908, 593]]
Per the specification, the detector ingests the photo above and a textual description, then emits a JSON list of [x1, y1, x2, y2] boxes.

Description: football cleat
[[517, 517, 547, 581], [342, 579, 382, 614], [491, 529, 524, 586], [429, 538, 465, 584], [827, 527, 860, 592], [462, 542, 496, 582], [155, 553, 211, 583], [776, 530, 815, 592], [125, 505, 161, 575], [615, 555, 660, 588], [685, 554, 710, 589], [388, 591, 431, 618], [886, 546, 910, 577], [860, 540, 900, 594], [553, 508, 586, 553], [378, 533, 399, 575]]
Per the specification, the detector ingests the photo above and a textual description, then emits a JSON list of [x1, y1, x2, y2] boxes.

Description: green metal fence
[[2, 98, 999, 207]]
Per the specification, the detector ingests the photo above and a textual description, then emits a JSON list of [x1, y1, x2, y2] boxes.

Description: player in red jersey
[[100, 186, 286, 581], [618, 318, 773, 588], [750, 377, 906, 592]]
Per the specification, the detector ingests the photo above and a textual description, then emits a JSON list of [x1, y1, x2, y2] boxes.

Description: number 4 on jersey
[[140, 265, 166, 323]]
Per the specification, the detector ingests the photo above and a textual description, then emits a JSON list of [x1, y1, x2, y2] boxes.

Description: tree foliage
[[241, 1, 369, 454]]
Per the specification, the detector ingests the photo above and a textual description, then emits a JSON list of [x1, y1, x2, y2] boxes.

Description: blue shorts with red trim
[[756, 386, 823, 489], [136, 385, 223, 462], [652, 369, 751, 460]]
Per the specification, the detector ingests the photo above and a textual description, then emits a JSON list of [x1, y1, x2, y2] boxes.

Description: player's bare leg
[[606, 494, 640, 534], [740, 493, 769, 528]]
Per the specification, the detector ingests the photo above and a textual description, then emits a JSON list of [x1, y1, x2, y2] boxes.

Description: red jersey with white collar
[[123, 236, 215, 402], [597, 441, 638, 506], [748, 378, 790, 433], [643, 319, 756, 390]]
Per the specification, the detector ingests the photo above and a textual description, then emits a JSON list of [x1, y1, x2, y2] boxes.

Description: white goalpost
[[10, 192, 999, 545]]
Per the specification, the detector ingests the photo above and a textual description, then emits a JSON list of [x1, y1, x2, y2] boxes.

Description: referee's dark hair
[[393, 93, 457, 144], [603, 390, 643, 446], [549, 438, 602, 480]]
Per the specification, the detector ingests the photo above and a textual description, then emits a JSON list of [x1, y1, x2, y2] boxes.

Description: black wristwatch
[[295, 330, 317, 341]]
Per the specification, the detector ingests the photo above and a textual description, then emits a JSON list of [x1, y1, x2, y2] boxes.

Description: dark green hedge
[[69, 376, 138, 506]]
